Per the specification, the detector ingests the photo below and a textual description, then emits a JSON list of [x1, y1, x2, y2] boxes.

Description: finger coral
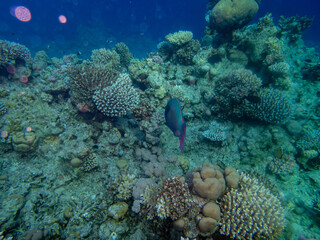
[[219, 173, 285, 240]]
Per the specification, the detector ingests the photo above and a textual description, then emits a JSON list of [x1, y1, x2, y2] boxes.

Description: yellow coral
[[165, 31, 193, 46]]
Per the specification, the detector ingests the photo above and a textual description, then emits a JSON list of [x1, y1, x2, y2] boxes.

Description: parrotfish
[[165, 98, 186, 152]]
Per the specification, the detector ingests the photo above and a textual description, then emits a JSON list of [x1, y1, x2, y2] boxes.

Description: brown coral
[[192, 163, 226, 200], [155, 176, 194, 220], [219, 173, 285, 240]]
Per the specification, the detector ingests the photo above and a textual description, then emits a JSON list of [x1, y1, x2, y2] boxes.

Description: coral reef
[[212, 68, 262, 119], [91, 48, 121, 70], [0, 40, 31, 66], [245, 88, 294, 124], [93, 73, 140, 117], [209, 0, 259, 32], [219, 173, 286, 240], [279, 16, 313, 43], [192, 163, 225, 200], [68, 61, 119, 110], [115, 42, 133, 68], [202, 121, 228, 142], [0, 102, 7, 115]]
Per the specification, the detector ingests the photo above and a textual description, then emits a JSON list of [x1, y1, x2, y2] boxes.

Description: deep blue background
[[0, 0, 319, 58]]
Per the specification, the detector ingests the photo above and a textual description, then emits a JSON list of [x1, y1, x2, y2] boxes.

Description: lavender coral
[[0, 40, 31, 66], [219, 173, 285, 240], [93, 73, 140, 117]]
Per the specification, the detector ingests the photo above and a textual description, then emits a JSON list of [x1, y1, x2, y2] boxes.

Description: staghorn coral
[[219, 173, 285, 240], [93, 73, 140, 117], [68, 61, 119, 109], [202, 121, 228, 142], [267, 154, 296, 175], [268, 62, 290, 76], [245, 88, 293, 124], [0, 40, 31, 66]]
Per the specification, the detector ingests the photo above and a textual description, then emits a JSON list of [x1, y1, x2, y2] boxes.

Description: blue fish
[[165, 98, 186, 152]]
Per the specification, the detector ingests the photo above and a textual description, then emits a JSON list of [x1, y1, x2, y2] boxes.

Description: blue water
[[0, 0, 319, 58]]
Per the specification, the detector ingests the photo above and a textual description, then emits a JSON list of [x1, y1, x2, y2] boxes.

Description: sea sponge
[[210, 0, 259, 32], [192, 163, 225, 200], [219, 173, 285, 240]]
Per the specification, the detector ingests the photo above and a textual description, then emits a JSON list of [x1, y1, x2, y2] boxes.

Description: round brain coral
[[219, 173, 285, 240], [192, 163, 226, 200]]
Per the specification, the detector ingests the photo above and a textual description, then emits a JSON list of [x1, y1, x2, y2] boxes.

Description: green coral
[[0, 40, 31, 66]]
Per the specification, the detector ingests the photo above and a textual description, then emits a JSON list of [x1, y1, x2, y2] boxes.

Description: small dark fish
[[246, 95, 261, 104], [165, 98, 186, 152]]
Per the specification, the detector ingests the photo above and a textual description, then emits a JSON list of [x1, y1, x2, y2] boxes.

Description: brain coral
[[210, 0, 259, 32], [93, 73, 140, 117], [192, 163, 226, 200], [219, 173, 285, 240], [0, 40, 31, 66]]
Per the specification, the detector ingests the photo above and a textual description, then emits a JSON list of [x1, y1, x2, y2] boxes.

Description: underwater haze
[[0, 0, 320, 240]]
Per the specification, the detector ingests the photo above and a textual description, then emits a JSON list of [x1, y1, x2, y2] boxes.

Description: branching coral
[[245, 88, 293, 124], [155, 176, 194, 220], [219, 173, 286, 240], [93, 73, 140, 117], [68, 61, 118, 109]]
